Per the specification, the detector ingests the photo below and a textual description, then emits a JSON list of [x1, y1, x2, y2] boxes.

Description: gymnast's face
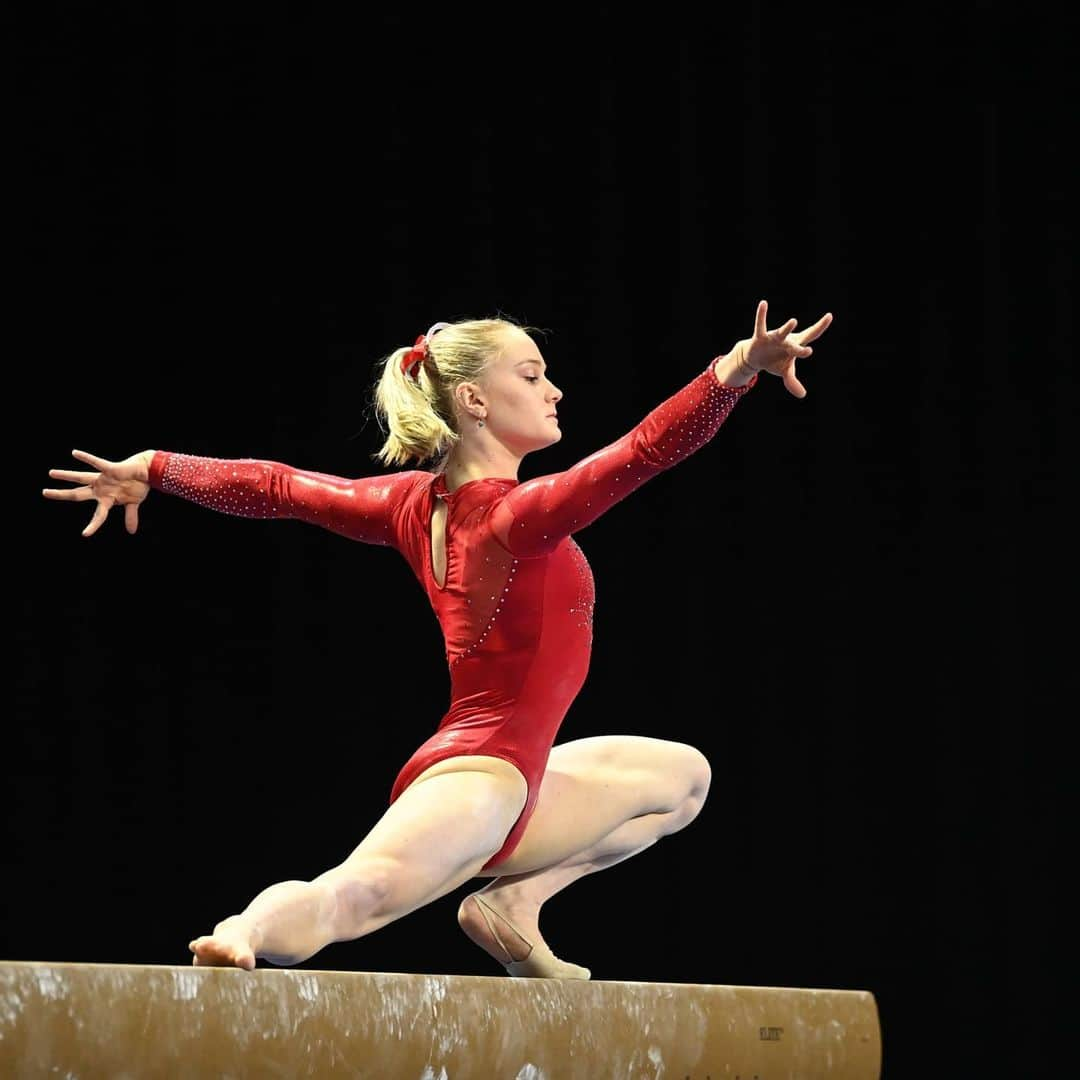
[[472, 331, 563, 454]]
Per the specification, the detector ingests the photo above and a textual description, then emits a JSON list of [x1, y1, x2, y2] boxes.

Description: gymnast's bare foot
[[457, 887, 590, 980], [189, 916, 259, 970]]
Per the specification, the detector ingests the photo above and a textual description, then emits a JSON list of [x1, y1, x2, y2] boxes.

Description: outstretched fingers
[[83, 499, 112, 538], [42, 482, 94, 501], [783, 361, 808, 399], [71, 449, 115, 471], [754, 299, 769, 338], [47, 467, 98, 483], [794, 312, 833, 344], [746, 302, 832, 398], [43, 466, 99, 502], [754, 301, 799, 341]]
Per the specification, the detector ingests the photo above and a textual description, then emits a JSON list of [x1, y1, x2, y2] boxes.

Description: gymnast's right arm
[[43, 447, 419, 546]]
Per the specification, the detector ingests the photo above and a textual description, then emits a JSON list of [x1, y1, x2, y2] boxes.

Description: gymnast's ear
[[454, 381, 487, 416]]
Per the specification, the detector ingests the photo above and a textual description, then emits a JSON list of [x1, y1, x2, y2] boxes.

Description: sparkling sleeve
[[490, 359, 756, 557], [146, 452, 423, 547]]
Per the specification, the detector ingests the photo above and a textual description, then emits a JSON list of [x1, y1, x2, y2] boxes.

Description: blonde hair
[[372, 316, 541, 468]]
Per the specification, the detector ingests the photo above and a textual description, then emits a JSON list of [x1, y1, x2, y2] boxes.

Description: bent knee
[[663, 770, 711, 835], [673, 743, 712, 802]]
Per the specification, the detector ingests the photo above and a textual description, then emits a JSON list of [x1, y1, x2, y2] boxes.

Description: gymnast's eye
[[524, 375, 540, 382]]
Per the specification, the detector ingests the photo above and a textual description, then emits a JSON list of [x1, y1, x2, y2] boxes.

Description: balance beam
[[0, 960, 881, 1077]]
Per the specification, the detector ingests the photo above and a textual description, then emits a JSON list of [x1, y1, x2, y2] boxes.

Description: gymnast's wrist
[[712, 343, 757, 388]]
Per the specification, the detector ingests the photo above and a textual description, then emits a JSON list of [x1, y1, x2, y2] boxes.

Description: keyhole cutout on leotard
[[431, 498, 449, 589]]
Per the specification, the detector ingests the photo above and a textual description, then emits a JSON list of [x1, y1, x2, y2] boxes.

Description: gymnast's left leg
[[456, 735, 712, 978]]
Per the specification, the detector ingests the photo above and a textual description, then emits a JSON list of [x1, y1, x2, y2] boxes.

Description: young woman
[[43, 300, 832, 978]]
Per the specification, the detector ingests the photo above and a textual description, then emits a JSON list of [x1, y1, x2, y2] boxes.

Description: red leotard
[[147, 358, 754, 868]]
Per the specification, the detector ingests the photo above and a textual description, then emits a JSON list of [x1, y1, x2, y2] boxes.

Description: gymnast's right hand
[[43, 449, 156, 537]]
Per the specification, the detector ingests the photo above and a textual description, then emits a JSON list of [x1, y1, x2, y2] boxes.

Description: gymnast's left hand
[[736, 300, 833, 398]]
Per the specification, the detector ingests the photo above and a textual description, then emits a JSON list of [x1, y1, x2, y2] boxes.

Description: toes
[[186, 936, 256, 971]]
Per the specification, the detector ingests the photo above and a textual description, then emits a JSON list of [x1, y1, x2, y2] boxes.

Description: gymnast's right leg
[[188, 756, 527, 969]]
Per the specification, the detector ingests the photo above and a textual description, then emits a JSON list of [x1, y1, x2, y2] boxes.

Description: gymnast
[[43, 300, 832, 977]]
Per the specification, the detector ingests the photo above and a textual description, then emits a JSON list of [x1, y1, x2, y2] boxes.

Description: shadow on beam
[[1, 960, 881, 1077]]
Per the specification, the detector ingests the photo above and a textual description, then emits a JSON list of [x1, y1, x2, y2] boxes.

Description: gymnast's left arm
[[490, 301, 833, 557], [488, 358, 751, 557]]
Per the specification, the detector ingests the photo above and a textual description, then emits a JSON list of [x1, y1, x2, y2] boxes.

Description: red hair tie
[[401, 321, 451, 381], [401, 335, 428, 379]]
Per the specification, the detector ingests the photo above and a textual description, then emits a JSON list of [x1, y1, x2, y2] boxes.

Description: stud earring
[[477, 417, 485, 429]]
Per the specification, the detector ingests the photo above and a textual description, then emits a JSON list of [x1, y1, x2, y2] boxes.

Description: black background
[[13, 5, 1069, 1076]]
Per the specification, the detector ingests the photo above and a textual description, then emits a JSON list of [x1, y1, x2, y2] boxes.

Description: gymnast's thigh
[[339, 754, 530, 876], [402, 753, 530, 802], [475, 735, 711, 877]]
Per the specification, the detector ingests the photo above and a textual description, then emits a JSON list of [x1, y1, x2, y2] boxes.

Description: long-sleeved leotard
[[147, 357, 755, 869]]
